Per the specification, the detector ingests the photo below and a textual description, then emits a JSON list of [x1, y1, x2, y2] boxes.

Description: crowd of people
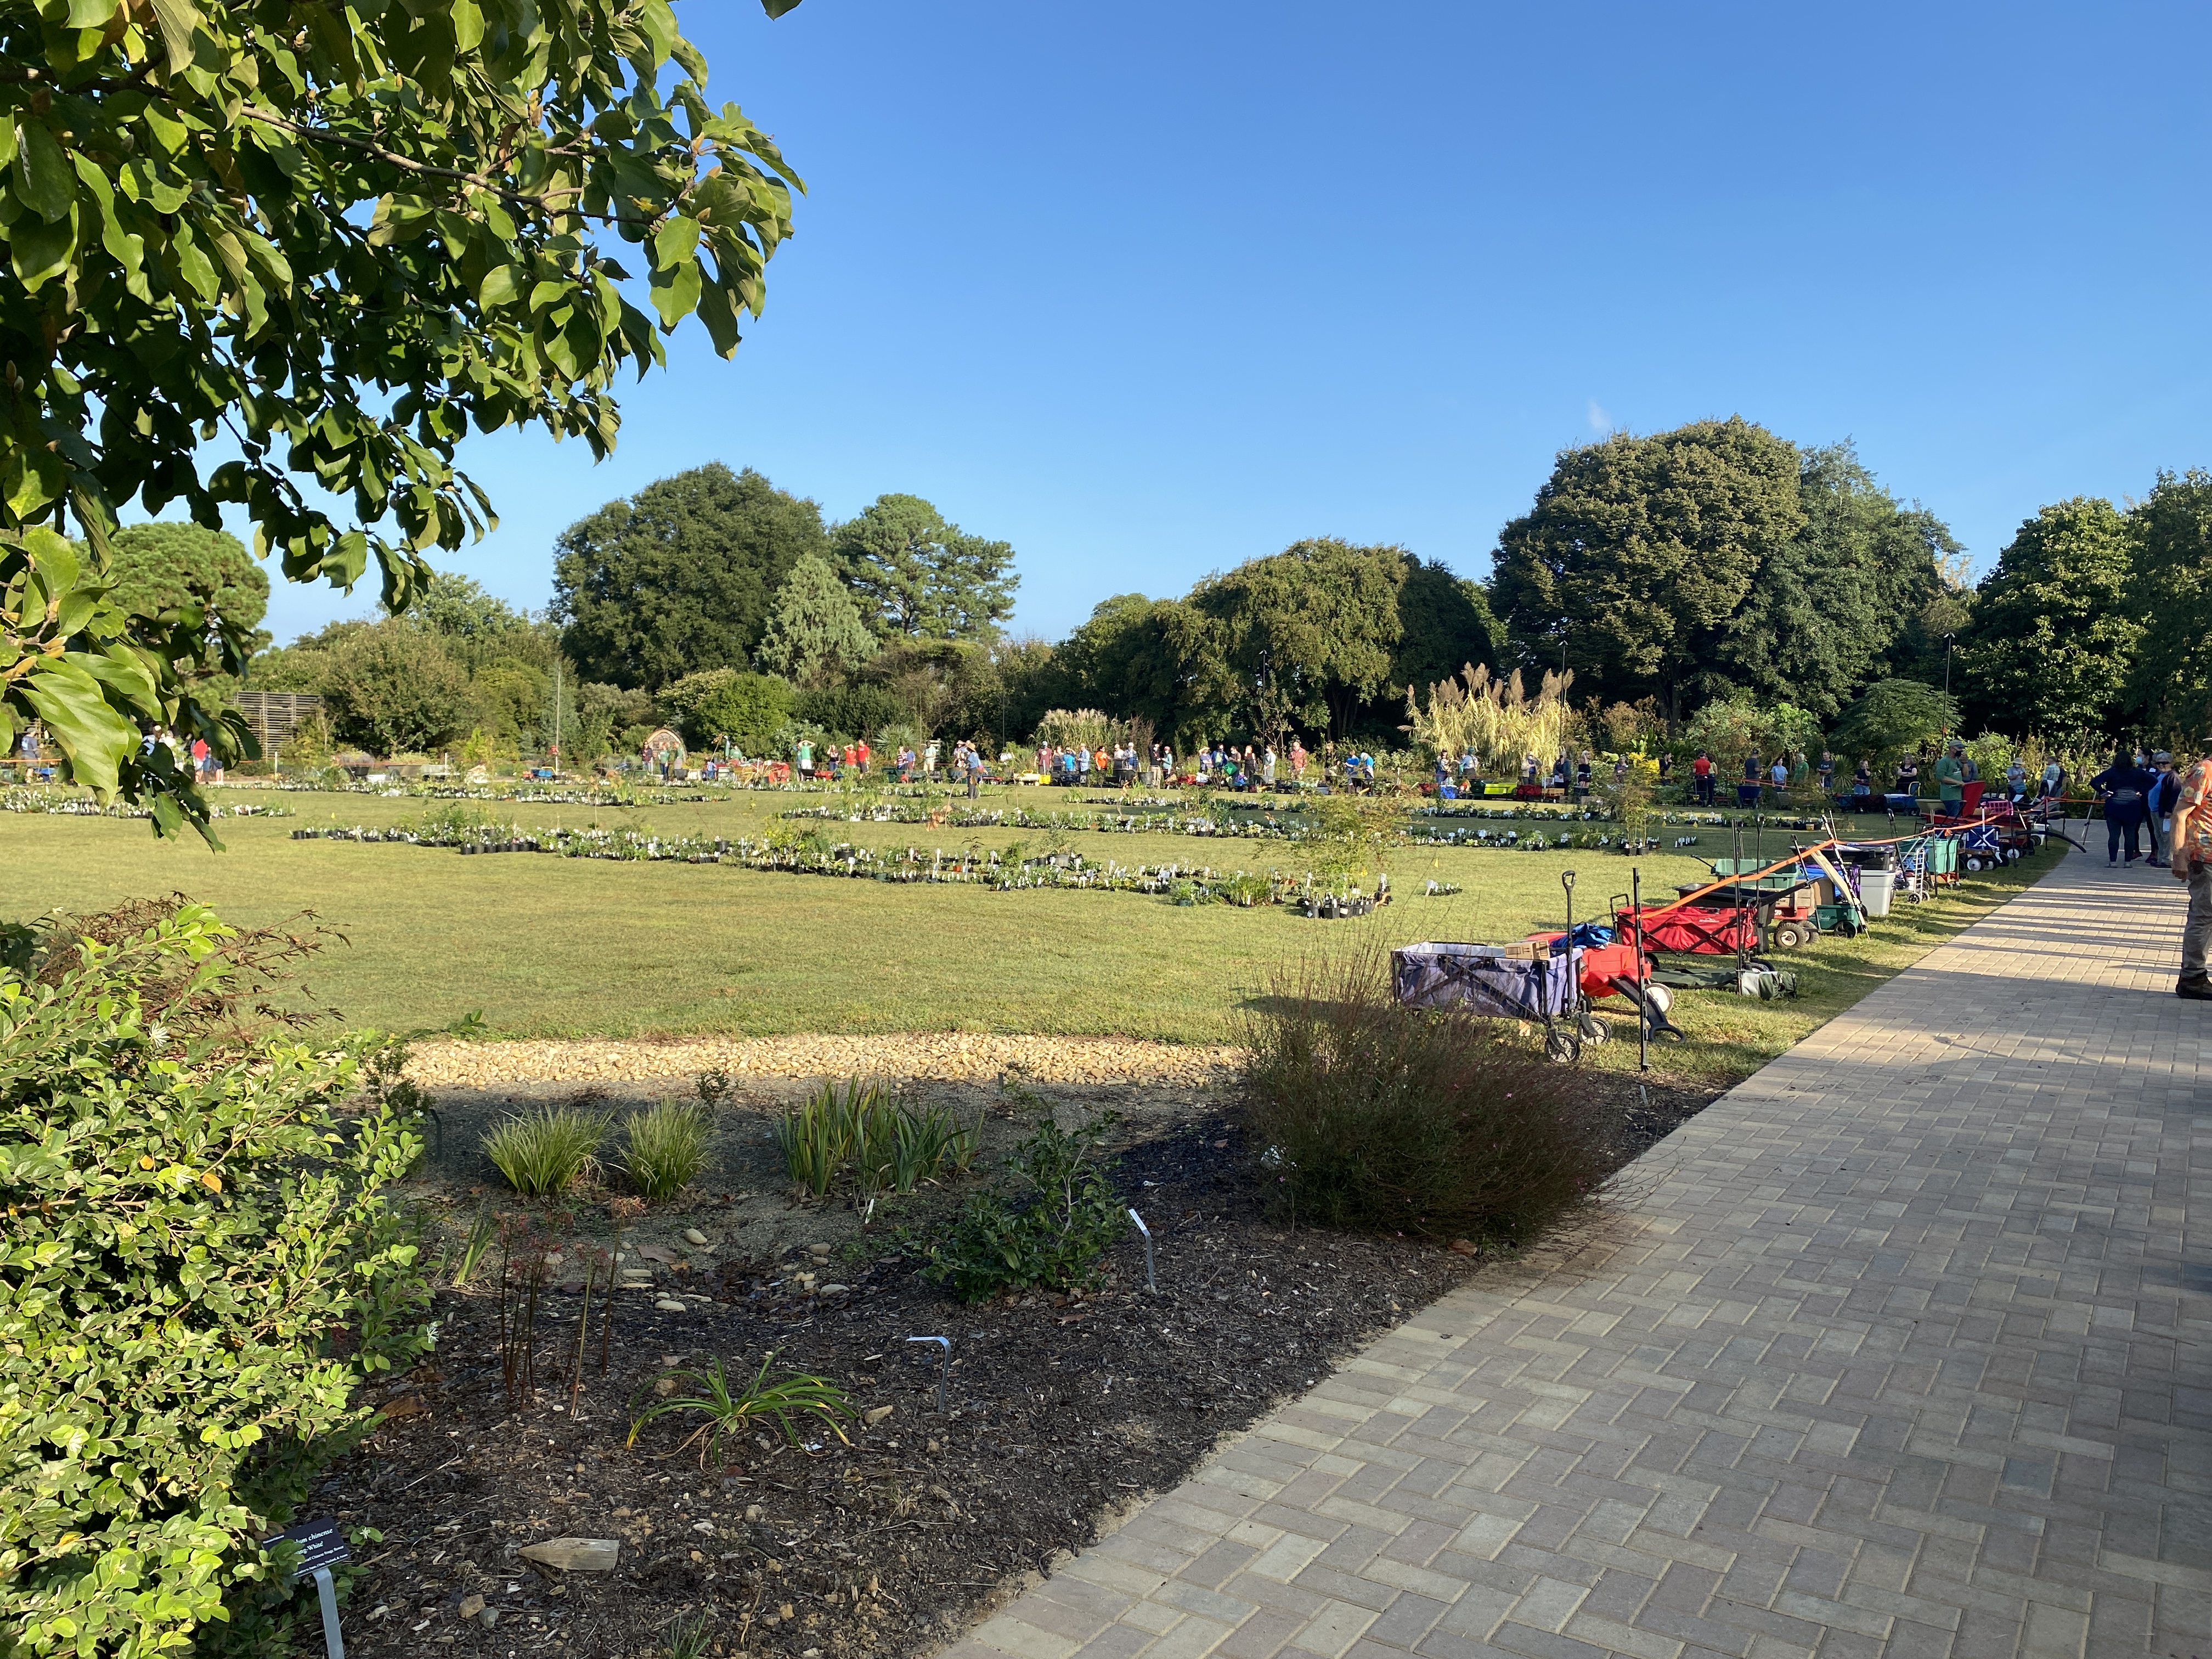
[[1029, 737, 1327, 791]]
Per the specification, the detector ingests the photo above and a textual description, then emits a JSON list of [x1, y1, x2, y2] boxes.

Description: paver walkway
[[943, 851, 2211, 1659]]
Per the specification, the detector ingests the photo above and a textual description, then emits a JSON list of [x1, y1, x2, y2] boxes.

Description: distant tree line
[[103, 432, 2212, 766], [230, 463, 1025, 761]]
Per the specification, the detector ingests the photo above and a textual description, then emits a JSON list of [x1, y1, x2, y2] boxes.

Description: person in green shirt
[[1934, 740, 1966, 811]]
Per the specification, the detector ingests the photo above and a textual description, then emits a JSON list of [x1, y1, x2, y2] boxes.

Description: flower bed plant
[[287, 821, 1469, 907]]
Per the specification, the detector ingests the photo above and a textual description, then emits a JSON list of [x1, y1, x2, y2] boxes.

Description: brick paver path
[[943, 852, 2210, 1659]]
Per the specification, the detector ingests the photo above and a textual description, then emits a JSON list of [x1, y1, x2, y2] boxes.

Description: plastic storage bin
[[1859, 868, 1895, 917]]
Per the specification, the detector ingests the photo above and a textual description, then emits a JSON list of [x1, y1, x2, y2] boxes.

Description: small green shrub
[[0, 900, 432, 1656], [627, 1353, 856, 1468], [926, 1100, 1127, 1301], [483, 1103, 610, 1194], [623, 1098, 713, 1200], [1241, 949, 1605, 1244]]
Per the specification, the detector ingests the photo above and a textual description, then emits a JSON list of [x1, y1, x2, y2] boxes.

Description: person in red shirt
[[854, 739, 871, 776], [1690, 749, 1714, 806]]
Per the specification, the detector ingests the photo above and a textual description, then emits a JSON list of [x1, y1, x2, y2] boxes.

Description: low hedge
[[0, 902, 432, 1656]]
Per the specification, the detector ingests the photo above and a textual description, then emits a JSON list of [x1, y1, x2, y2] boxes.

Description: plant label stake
[[1631, 865, 1650, 1072], [266, 1519, 350, 1658], [906, 1336, 951, 1413], [1561, 868, 1580, 1044], [1128, 1208, 1158, 1293]]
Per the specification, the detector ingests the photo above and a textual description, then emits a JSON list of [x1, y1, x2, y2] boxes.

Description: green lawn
[[1, 781, 2061, 1085]]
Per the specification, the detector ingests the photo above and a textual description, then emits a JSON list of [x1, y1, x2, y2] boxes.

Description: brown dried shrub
[[1241, 949, 1606, 1247]]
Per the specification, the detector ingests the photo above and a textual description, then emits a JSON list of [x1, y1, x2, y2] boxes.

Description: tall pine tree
[[832, 495, 1018, 640]]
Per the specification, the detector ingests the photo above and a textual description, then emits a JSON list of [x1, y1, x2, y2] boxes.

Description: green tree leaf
[[1, 0, 802, 837], [21, 657, 136, 795], [13, 117, 76, 222]]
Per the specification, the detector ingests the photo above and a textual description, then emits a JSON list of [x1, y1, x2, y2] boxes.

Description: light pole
[[1941, 633, 1955, 744]]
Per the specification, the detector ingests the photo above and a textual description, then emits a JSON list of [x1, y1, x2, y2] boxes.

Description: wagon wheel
[[1544, 1026, 1581, 1064], [1577, 1010, 1610, 1043]]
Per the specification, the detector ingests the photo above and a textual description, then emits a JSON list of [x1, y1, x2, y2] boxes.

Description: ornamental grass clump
[[775, 1079, 977, 1201], [1242, 949, 1605, 1248], [622, 1097, 714, 1200], [0, 899, 432, 1656], [483, 1103, 611, 1194], [627, 1353, 856, 1469]]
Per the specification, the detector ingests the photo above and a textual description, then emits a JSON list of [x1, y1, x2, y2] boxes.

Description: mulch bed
[[314, 1073, 1720, 1659]]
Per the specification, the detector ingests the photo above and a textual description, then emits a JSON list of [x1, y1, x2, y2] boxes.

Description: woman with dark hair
[[2091, 746, 2157, 866]]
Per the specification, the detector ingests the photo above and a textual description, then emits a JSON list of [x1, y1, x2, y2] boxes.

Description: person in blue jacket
[[2091, 748, 2157, 866]]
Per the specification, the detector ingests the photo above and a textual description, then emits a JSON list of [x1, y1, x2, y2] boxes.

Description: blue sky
[[261, 0, 2212, 646]]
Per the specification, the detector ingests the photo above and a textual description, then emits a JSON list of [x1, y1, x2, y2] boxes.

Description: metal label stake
[[905, 1335, 951, 1413], [1127, 1208, 1157, 1293], [266, 1519, 351, 1658], [1631, 865, 1649, 1072]]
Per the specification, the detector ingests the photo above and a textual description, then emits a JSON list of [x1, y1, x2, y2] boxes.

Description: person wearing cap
[[2170, 738, 2212, 998], [2148, 752, 2181, 868]]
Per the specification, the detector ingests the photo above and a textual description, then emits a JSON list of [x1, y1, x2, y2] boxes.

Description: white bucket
[[1859, 868, 1895, 918]]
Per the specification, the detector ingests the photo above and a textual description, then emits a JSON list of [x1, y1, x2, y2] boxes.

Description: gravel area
[[405, 1036, 1243, 1091]]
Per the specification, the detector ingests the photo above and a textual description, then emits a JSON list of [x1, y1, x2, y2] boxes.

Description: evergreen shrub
[[0, 902, 432, 1656]]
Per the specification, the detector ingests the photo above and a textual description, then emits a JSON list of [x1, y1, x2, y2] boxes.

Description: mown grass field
[[1, 781, 2062, 1085]]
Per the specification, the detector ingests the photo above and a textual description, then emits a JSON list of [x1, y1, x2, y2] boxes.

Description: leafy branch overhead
[[1, 0, 804, 839]]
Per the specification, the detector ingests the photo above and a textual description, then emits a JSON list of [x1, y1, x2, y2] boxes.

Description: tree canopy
[[1714, 444, 1960, 716], [1490, 417, 1807, 722], [1829, 678, 1959, 768], [832, 494, 1018, 640], [1049, 594, 1186, 732], [2, 0, 805, 839], [554, 464, 830, 690], [2125, 470, 2212, 742], [402, 569, 541, 667], [98, 521, 272, 667], [1173, 539, 1408, 742], [318, 620, 477, 754], [1959, 498, 2140, 738], [1390, 558, 1503, 701]]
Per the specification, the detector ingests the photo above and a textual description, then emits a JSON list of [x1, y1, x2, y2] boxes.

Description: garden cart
[[1672, 870, 1822, 950], [1391, 942, 1577, 1022], [1614, 898, 1761, 956]]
